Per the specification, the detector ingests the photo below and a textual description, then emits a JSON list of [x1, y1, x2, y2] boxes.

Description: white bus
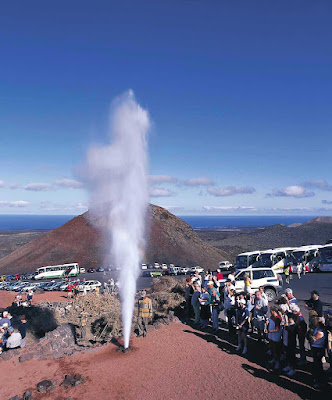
[[287, 245, 322, 272], [258, 248, 294, 274], [34, 263, 80, 280], [235, 251, 261, 270], [317, 245, 332, 272]]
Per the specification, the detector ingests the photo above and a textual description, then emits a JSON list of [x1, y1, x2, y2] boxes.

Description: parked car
[[13, 274, 21, 281], [0, 275, 6, 281], [161, 264, 168, 270], [80, 268, 86, 273], [154, 262, 160, 269], [218, 261, 233, 271], [96, 267, 105, 272], [141, 264, 148, 270], [104, 266, 112, 272], [5, 275, 14, 281], [87, 268, 95, 273], [179, 267, 189, 275], [142, 270, 163, 277], [169, 266, 181, 275], [233, 267, 283, 302], [77, 280, 101, 291], [190, 266, 204, 274]]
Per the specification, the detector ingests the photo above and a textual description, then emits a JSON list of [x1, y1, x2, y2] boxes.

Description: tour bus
[[257, 248, 294, 274], [287, 245, 322, 272], [34, 263, 80, 280], [316, 245, 332, 272], [235, 251, 261, 270]]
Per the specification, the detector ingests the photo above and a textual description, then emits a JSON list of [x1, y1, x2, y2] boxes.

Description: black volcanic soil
[[0, 205, 229, 274], [0, 231, 45, 259]]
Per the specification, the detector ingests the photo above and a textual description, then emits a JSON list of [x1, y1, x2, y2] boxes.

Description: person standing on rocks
[[137, 290, 153, 338], [191, 283, 201, 326], [79, 309, 89, 341]]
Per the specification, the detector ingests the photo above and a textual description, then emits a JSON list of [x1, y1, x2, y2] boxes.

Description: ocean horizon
[[0, 214, 316, 231]]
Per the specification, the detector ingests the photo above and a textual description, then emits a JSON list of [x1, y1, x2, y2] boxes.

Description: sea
[[0, 214, 315, 231]]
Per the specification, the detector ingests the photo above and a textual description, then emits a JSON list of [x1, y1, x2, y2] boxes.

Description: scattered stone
[[19, 353, 35, 363], [9, 396, 22, 400], [36, 380, 56, 393], [60, 374, 85, 388], [23, 391, 33, 400]]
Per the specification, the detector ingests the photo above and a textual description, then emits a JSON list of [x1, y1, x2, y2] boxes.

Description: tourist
[[224, 288, 236, 336], [191, 283, 201, 326], [259, 286, 268, 305], [282, 313, 297, 377], [137, 290, 153, 338], [290, 304, 307, 364], [210, 288, 221, 332], [244, 273, 251, 295], [252, 291, 268, 342], [228, 269, 236, 284], [27, 290, 34, 305], [296, 263, 302, 279], [285, 288, 297, 305], [284, 264, 290, 284], [199, 287, 210, 328], [185, 278, 194, 320], [267, 306, 282, 370], [305, 290, 323, 317], [67, 284, 73, 300], [309, 317, 327, 389], [18, 315, 28, 347], [6, 325, 22, 350], [0, 311, 11, 327], [236, 298, 249, 355], [216, 269, 223, 286]]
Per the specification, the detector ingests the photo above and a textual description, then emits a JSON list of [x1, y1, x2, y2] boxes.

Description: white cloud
[[182, 177, 214, 187], [203, 206, 256, 212], [54, 178, 84, 189], [0, 180, 4, 188], [40, 201, 88, 211], [304, 179, 332, 191], [150, 187, 175, 197], [149, 175, 178, 185], [0, 200, 29, 208], [24, 183, 52, 192], [208, 186, 256, 197], [267, 185, 314, 198], [322, 200, 332, 205], [72, 202, 88, 210]]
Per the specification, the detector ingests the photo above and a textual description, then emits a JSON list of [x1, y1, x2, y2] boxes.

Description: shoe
[[287, 369, 296, 377], [283, 366, 291, 373], [274, 362, 280, 369], [143, 332, 146, 338], [242, 347, 248, 355], [236, 345, 242, 351]]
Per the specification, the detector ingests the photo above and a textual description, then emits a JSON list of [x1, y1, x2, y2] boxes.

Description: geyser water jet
[[85, 90, 150, 348]]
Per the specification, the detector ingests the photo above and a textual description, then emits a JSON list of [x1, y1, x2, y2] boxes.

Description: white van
[[169, 266, 181, 275]]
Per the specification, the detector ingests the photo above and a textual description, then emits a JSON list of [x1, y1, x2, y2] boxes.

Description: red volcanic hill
[[0, 205, 229, 274]]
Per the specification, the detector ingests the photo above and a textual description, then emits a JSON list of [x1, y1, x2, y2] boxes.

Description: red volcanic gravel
[[0, 290, 68, 309], [0, 322, 321, 400]]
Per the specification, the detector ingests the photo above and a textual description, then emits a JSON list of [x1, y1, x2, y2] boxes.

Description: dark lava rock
[[36, 379, 56, 393], [60, 374, 85, 388], [9, 396, 22, 400], [23, 391, 33, 400]]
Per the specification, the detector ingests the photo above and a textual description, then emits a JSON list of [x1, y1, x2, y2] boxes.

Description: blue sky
[[1, 0, 332, 215]]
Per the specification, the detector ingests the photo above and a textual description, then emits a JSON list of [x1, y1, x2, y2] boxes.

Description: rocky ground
[[0, 231, 45, 260]]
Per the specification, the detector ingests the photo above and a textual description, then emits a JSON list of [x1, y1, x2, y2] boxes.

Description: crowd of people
[[185, 270, 332, 390], [0, 311, 28, 354]]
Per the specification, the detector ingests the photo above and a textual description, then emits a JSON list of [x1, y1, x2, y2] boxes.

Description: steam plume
[[85, 90, 149, 348]]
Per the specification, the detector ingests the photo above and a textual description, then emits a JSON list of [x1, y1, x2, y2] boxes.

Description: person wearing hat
[[236, 298, 249, 355], [137, 290, 153, 338], [305, 290, 323, 317]]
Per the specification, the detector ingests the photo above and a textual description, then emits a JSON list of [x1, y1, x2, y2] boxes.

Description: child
[[283, 313, 298, 377]]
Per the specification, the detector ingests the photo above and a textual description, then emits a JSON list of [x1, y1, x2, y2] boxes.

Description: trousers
[[137, 317, 149, 336]]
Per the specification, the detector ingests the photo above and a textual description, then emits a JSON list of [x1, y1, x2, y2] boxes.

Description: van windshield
[[235, 256, 247, 269], [259, 253, 272, 267]]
